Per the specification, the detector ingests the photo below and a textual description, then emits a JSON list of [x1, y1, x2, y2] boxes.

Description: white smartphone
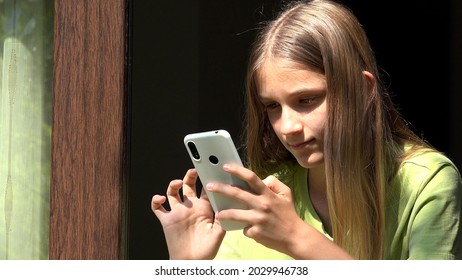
[[184, 129, 250, 231]]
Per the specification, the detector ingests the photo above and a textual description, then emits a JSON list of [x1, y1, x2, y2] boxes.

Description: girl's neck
[[308, 164, 327, 195]]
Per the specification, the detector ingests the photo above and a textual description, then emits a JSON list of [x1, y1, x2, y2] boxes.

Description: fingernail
[[223, 164, 230, 171], [206, 183, 214, 190]]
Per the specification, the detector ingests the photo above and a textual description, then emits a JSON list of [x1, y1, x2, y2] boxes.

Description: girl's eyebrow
[[259, 88, 326, 100], [258, 95, 273, 102]]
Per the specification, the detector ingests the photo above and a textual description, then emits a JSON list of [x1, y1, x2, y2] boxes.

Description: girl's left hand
[[205, 163, 306, 256]]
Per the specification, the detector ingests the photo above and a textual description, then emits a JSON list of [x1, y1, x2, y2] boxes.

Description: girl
[[151, 0, 462, 259]]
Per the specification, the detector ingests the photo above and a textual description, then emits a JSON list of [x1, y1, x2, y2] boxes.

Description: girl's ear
[[362, 71, 375, 95]]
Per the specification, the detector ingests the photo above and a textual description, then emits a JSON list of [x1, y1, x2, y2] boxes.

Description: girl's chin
[[295, 154, 324, 169]]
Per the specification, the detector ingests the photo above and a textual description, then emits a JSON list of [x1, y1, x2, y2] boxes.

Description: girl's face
[[258, 58, 327, 169]]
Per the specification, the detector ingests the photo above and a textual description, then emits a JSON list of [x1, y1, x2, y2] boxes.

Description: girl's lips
[[288, 139, 315, 150]]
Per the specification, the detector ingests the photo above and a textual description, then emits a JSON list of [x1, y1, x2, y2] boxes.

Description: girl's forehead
[[257, 57, 323, 80], [256, 58, 327, 98], [257, 58, 323, 80]]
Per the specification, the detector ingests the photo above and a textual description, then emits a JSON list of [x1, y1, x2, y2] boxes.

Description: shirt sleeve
[[407, 162, 462, 259]]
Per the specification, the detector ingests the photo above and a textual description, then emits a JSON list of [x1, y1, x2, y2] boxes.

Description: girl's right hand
[[151, 169, 226, 259]]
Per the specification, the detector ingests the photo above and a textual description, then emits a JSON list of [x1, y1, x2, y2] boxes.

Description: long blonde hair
[[244, 0, 430, 259]]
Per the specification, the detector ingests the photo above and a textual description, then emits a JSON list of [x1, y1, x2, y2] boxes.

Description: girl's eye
[[300, 97, 317, 104], [264, 102, 280, 110]]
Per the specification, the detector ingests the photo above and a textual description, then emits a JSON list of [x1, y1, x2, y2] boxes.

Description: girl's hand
[[151, 169, 225, 259], [207, 164, 353, 259], [205, 164, 303, 256]]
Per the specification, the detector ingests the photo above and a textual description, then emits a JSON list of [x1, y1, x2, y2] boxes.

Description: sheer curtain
[[0, 0, 53, 259]]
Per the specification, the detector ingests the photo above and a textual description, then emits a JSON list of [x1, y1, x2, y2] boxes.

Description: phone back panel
[[184, 130, 249, 230]]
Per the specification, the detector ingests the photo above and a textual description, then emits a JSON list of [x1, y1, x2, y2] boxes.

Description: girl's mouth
[[288, 138, 315, 150]]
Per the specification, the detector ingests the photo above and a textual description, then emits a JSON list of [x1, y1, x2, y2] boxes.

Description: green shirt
[[215, 151, 462, 259]]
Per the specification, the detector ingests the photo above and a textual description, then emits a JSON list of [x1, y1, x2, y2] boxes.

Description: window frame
[[50, 0, 128, 259]]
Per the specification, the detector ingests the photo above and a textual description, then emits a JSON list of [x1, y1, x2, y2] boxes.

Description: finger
[[182, 169, 199, 199], [166, 179, 184, 206], [205, 181, 255, 207], [151, 195, 168, 218], [215, 208, 255, 225], [223, 164, 268, 194], [200, 186, 210, 202], [263, 175, 294, 203], [263, 175, 289, 195]]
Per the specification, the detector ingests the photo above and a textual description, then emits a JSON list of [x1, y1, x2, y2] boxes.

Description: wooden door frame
[[50, 0, 129, 259]]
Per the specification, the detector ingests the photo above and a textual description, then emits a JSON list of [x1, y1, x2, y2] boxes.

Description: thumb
[[262, 175, 292, 198]]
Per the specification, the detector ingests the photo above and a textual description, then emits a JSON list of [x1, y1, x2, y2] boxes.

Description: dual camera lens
[[187, 141, 219, 164]]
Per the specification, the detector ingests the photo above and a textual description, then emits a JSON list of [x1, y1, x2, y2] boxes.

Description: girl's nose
[[280, 107, 303, 135]]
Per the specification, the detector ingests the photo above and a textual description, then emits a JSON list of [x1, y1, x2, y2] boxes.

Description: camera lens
[[209, 155, 219, 165], [187, 141, 200, 160]]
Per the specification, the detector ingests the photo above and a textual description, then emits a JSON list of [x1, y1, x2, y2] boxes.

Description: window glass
[[0, 0, 53, 259]]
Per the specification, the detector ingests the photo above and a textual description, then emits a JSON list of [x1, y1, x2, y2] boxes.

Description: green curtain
[[0, 0, 53, 260]]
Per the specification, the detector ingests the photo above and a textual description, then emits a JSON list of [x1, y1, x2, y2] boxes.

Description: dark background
[[127, 0, 462, 259]]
